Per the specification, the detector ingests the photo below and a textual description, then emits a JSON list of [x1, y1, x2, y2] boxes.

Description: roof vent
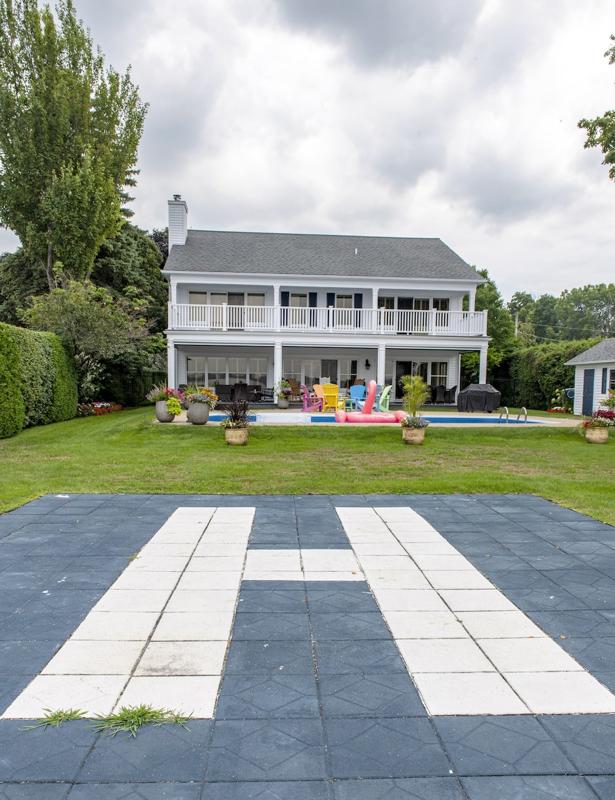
[[173, 193, 182, 201], [354, 247, 358, 255]]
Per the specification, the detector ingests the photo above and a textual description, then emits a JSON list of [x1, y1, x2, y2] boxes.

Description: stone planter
[[187, 403, 210, 425], [155, 400, 174, 423], [225, 427, 249, 446], [402, 427, 426, 445], [586, 427, 609, 444], [277, 398, 290, 409]]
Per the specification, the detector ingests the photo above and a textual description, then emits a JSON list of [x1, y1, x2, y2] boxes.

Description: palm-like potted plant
[[147, 385, 184, 423], [186, 387, 218, 425], [275, 379, 292, 409], [400, 374, 430, 445], [221, 399, 250, 445]]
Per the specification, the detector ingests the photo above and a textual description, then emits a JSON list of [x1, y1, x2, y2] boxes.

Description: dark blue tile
[[231, 614, 310, 641], [319, 674, 425, 717], [528, 610, 615, 638], [310, 613, 391, 641], [201, 781, 330, 799], [540, 714, 615, 773], [461, 776, 596, 799], [206, 719, 326, 781], [307, 588, 379, 614], [0, 720, 96, 781], [315, 640, 406, 674], [587, 775, 615, 799], [434, 716, 574, 775], [69, 784, 201, 799], [0, 784, 70, 798], [559, 637, 615, 672], [333, 778, 466, 799], [236, 591, 307, 614], [216, 675, 320, 719], [78, 721, 211, 782], [325, 717, 451, 778], [224, 641, 314, 675], [240, 581, 306, 593], [0, 641, 61, 674], [0, 674, 35, 715]]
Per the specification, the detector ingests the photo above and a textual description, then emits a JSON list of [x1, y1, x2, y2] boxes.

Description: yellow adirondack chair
[[322, 383, 339, 412]]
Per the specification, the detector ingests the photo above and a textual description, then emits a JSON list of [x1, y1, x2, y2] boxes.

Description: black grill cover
[[457, 384, 502, 412]]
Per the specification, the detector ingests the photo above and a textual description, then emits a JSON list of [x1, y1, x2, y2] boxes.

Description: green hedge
[[506, 338, 601, 409], [0, 323, 77, 438]]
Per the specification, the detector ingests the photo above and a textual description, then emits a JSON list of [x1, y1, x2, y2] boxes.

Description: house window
[[247, 293, 265, 306], [189, 291, 207, 305], [336, 294, 353, 309], [208, 357, 227, 386], [228, 358, 248, 385], [283, 358, 302, 385], [430, 362, 448, 387], [414, 298, 430, 311], [304, 359, 322, 387], [249, 358, 267, 387], [290, 293, 307, 307], [186, 357, 206, 386], [339, 359, 358, 389], [210, 292, 226, 305], [378, 297, 394, 309], [433, 298, 450, 311], [603, 368, 608, 394]]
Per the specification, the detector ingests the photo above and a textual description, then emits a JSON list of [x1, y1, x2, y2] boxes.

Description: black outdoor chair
[[215, 384, 233, 403], [233, 383, 249, 402], [444, 385, 457, 404], [433, 385, 446, 404]]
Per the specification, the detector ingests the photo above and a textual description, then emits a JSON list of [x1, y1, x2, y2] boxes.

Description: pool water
[[207, 413, 541, 425]]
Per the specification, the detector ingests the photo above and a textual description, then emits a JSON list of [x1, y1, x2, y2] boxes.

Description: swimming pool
[[207, 413, 542, 425]]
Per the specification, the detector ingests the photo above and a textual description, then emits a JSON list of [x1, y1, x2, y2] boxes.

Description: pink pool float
[[336, 380, 407, 424]]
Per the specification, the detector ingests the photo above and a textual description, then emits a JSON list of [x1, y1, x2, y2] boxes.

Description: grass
[[93, 705, 190, 737], [26, 708, 87, 729], [0, 406, 613, 524]]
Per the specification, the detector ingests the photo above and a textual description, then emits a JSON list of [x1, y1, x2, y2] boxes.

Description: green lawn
[[0, 407, 613, 524]]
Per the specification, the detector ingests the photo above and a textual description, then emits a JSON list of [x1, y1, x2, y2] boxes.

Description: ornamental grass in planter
[[400, 374, 430, 445], [221, 399, 250, 445], [186, 387, 218, 425]]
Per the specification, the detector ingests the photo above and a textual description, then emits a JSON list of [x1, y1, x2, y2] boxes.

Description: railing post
[[429, 309, 436, 335], [482, 309, 488, 336], [222, 303, 228, 332], [168, 302, 174, 329], [275, 305, 281, 332]]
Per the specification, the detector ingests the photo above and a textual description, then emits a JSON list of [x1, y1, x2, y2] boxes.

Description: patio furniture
[[287, 378, 302, 402], [457, 384, 501, 412], [349, 384, 366, 409], [313, 384, 326, 409], [259, 387, 275, 403], [301, 384, 322, 412], [233, 383, 249, 402], [215, 384, 234, 403], [432, 385, 446, 404], [444, 385, 457, 404], [377, 385, 392, 411], [322, 383, 339, 412]]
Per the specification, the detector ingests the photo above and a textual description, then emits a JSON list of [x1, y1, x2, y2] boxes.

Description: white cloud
[[1, 0, 613, 298]]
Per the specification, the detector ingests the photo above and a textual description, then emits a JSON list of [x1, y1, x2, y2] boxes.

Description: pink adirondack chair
[[301, 384, 322, 412]]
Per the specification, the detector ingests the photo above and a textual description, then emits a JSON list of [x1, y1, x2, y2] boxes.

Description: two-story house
[[163, 196, 489, 403]]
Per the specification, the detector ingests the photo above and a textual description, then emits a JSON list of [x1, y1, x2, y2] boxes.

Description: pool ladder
[[499, 406, 528, 423]]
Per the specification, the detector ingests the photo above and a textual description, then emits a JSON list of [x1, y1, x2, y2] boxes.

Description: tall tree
[[508, 291, 535, 324], [0, 0, 147, 287], [555, 284, 615, 339], [579, 34, 615, 181], [528, 294, 559, 341]]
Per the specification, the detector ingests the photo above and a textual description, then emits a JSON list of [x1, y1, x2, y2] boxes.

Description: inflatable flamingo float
[[336, 380, 407, 424]]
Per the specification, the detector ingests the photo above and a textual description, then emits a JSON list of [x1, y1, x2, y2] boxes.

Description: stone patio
[[1, 493, 615, 798]]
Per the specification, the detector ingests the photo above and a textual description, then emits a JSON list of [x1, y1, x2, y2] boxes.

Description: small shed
[[565, 339, 615, 416]]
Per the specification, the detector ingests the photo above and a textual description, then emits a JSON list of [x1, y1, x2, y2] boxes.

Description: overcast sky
[[2, 0, 614, 298]]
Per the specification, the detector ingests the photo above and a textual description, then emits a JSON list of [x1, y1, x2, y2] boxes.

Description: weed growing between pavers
[[92, 705, 191, 737], [25, 708, 87, 729]]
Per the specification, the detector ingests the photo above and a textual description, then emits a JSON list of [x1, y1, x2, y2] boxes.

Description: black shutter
[[308, 292, 317, 327], [350, 360, 357, 385], [602, 367, 608, 394], [280, 291, 289, 327], [353, 293, 363, 308], [354, 293, 363, 328], [326, 292, 335, 328]]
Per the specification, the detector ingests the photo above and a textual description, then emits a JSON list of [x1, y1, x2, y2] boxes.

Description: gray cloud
[[274, 0, 482, 67]]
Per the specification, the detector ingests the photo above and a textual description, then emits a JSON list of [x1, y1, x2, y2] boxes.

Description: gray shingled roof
[[163, 229, 481, 281], [565, 338, 615, 366]]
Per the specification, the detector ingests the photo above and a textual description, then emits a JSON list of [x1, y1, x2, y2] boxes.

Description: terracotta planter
[[402, 427, 426, 445], [225, 427, 249, 446], [187, 403, 210, 425], [155, 400, 174, 423], [586, 427, 609, 444], [277, 398, 290, 409]]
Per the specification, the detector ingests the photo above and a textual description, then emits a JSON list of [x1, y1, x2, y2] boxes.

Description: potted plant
[[275, 379, 292, 409], [186, 387, 218, 425], [581, 414, 612, 444], [221, 399, 250, 445], [400, 374, 430, 444], [146, 385, 184, 423]]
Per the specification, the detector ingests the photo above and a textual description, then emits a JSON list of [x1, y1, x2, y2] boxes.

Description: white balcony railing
[[169, 304, 488, 337]]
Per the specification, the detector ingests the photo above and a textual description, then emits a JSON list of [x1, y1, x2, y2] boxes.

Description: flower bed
[[78, 402, 123, 417]]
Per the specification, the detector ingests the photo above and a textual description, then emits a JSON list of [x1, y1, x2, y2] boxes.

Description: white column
[[468, 288, 476, 312], [377, 342, 386, 387], [372, 288, 379, 333], [273, 283, 281, 331], [273, 341, 283, 403], [167, 341, 176, 388], [479, 346, 488, 384]]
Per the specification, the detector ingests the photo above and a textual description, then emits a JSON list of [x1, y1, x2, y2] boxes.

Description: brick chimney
[[168, 194, 188, 249]]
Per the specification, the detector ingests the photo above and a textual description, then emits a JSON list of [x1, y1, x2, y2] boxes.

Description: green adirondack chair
[[378, 384, 392, 411]]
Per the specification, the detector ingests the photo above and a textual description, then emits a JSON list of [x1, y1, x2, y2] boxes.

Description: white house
[[566, 338, 615, 415], [163, 196, 489, 403]]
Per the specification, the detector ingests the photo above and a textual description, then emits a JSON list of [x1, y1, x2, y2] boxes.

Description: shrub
[[0, 322, 77, 438], [0, 324, 26, 438]]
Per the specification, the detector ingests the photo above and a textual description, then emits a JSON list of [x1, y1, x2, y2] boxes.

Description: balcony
[[170, 304, 487, 337]]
